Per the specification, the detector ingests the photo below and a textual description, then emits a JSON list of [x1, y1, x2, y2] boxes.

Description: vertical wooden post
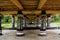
[[12, 15, 15, 28], [24, 15, 27, 27], [47, 14, 51, 28], [24, 17, 27, 27], [36, 16, 39, 27], [39, 10, 46, 36], [0, 14, 2, 35], [16, 10, 24, 36]]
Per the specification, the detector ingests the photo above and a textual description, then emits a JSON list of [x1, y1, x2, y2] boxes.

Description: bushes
[[1, 14, 17, 24], [51, 14, 60, 23]]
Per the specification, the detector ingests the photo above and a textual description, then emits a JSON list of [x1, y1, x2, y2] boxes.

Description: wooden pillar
[[0, 14, 2, 35], [39, 10, 46, 36], [47, 14, 51, 28], [24, 15, 27, 27], [16, 10, 24, 36], [25, 18, 27, 27], [36, 16, 39, 27], [12, 15, 15, 28]]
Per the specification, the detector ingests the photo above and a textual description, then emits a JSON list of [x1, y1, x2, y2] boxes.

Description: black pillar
[[39, 10, 46, 36], [12, 15, 15, 28], [0, 15, 2, 35]]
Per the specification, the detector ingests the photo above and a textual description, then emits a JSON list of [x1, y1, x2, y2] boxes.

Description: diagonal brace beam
[[11, 0, 23, 10]]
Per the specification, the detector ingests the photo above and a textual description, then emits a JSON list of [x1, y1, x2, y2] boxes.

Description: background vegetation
[[1, 14, 60, 28], [1, 14, 17, 28], [51, 14, 60, 23]]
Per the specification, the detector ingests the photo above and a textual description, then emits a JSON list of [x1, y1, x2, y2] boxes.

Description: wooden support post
[[36, 16, 39, 27], [16, 10, 24, 36], [47, 15, 51, 28], [39, 10, 46, 36], [12, 15, 15, 28], [24, 17, 27, 27], [24, 15, 28, 27], [24, 15, 26, 27], [0, 14, 2, 35]]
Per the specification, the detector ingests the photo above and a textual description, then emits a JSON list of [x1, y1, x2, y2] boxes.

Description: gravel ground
[[0, 30, 60, 40]]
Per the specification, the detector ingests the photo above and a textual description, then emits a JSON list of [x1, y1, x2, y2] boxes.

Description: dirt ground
[[0, 30, 60, 40]]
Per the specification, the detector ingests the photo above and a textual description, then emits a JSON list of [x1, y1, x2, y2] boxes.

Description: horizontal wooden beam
[[23, 10, 60, 15], [0, 10, 60, 15], [0, 11, 17, 15], [10, 0, 23, 10]]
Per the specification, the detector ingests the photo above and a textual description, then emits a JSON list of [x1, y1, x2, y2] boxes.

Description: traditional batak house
[[0, 0, 60, 36]]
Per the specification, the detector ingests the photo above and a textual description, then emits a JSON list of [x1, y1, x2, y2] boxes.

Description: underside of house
[[0, 0, 60, 36]]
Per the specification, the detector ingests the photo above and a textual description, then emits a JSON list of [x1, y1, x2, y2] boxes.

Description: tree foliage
[[51, 14, 60, 22]]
